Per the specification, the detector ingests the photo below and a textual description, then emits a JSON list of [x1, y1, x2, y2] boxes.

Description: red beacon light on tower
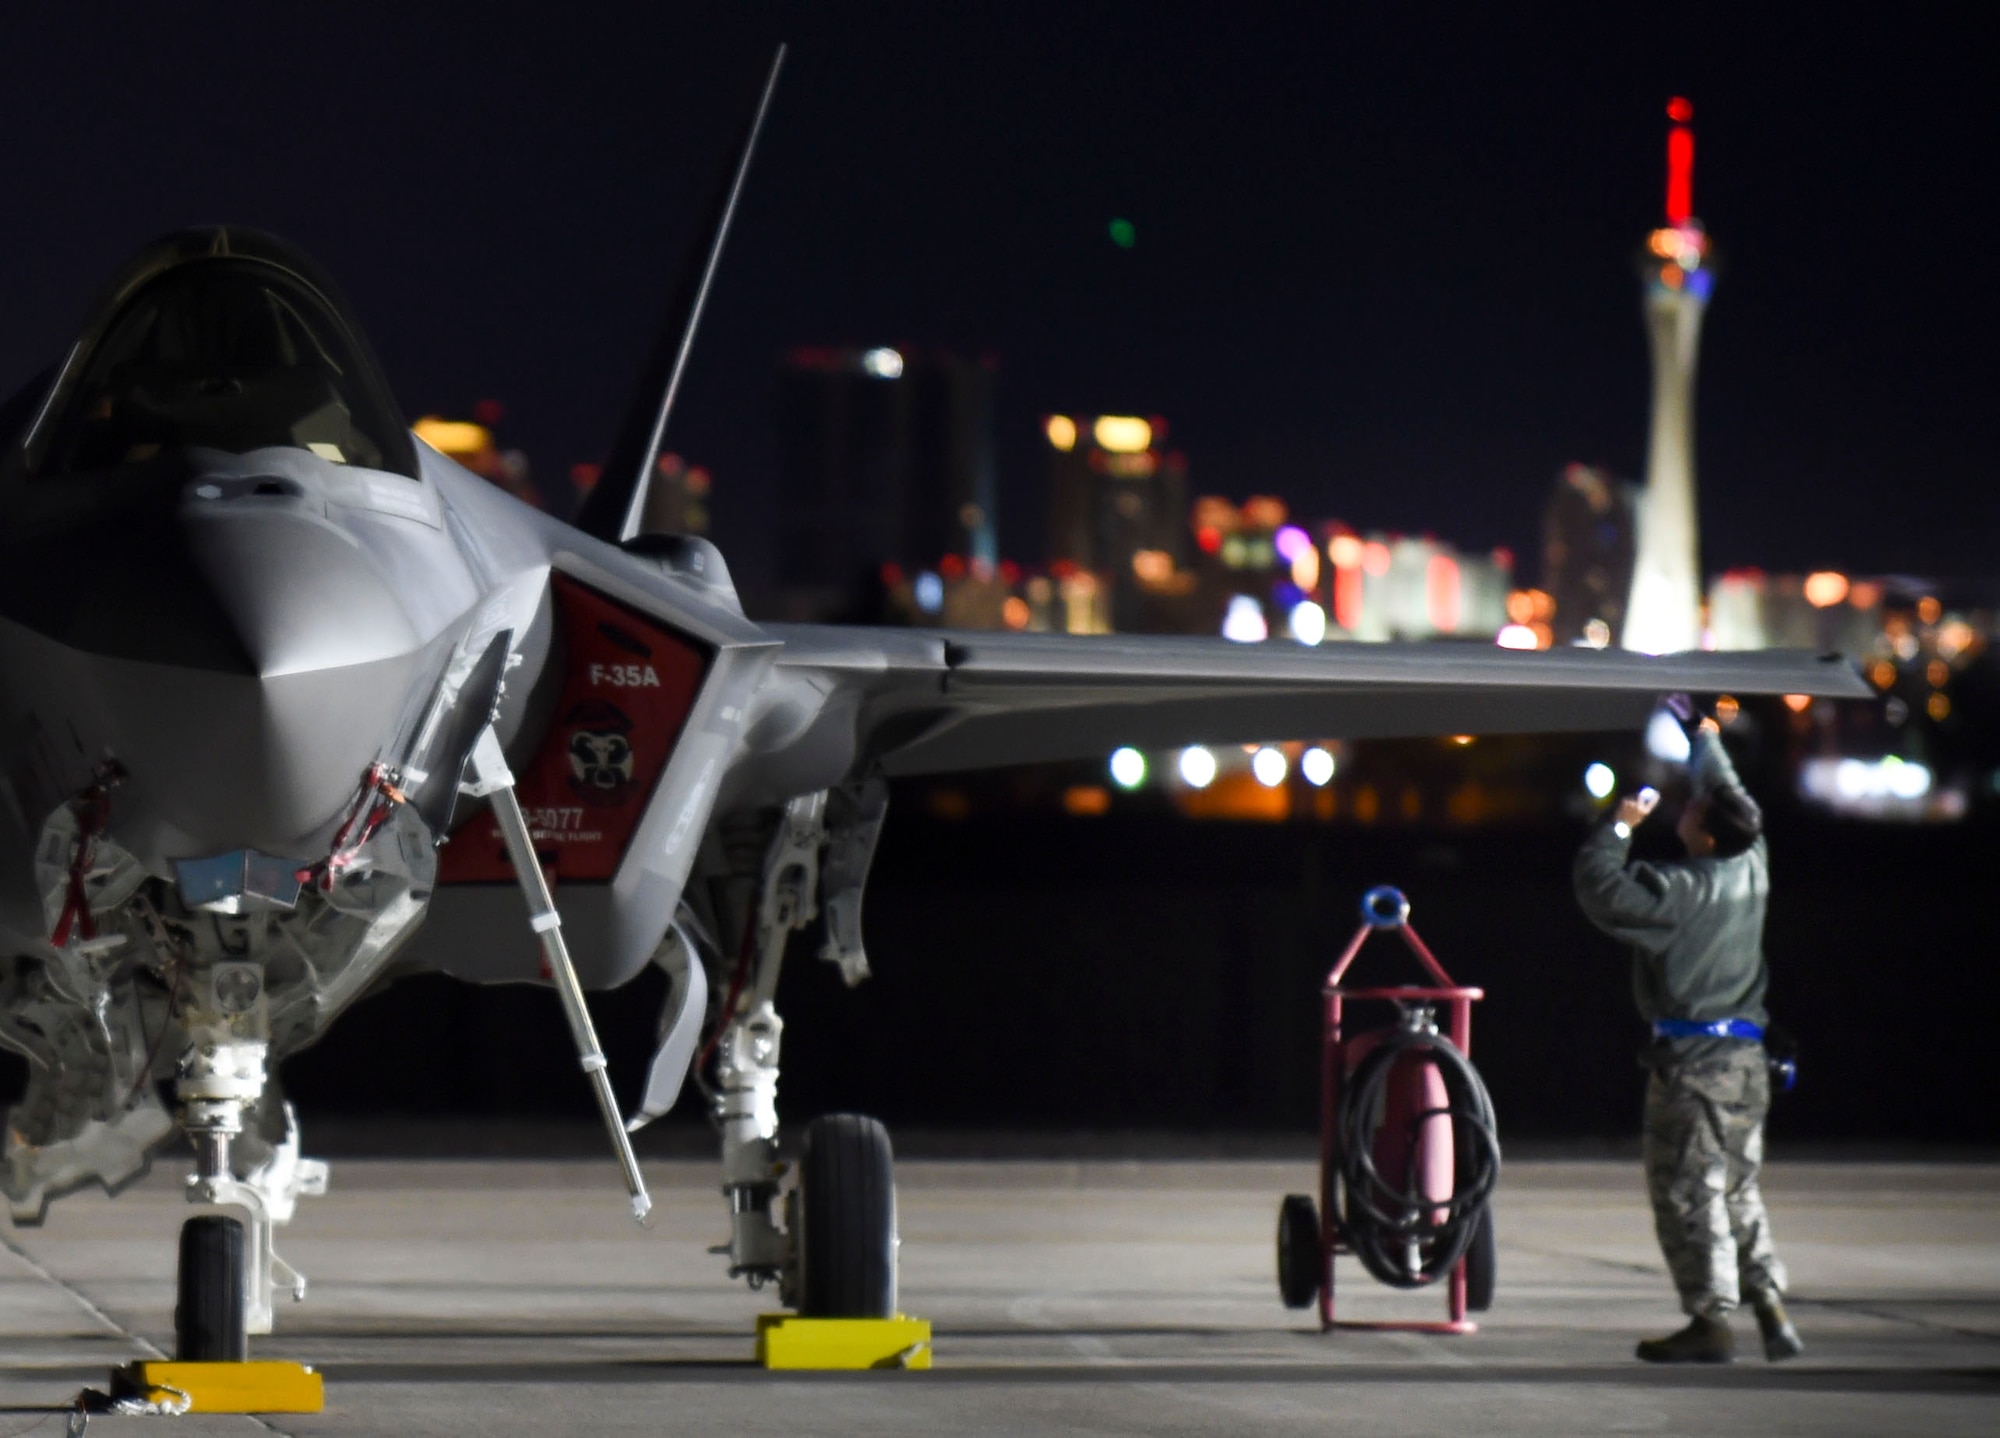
[[1646, 97, 1710, 288]]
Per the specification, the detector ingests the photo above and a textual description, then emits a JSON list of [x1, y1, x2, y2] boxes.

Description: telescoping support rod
[[467, 729, 653, 1222]]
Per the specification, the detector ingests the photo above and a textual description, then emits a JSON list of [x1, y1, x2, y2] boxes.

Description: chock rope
[[1337, 1023, 1501, 1290]]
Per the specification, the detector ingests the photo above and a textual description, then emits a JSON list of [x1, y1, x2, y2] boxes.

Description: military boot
[[1753, 1298, 1804, 1361], [1635, 1314, 1734, 1363]]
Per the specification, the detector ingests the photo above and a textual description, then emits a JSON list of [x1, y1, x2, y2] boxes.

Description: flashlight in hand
[[1613, 786, 1659, 839]]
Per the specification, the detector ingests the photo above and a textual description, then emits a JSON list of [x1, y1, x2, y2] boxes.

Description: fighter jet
[[0, 51, 1866, 1357]]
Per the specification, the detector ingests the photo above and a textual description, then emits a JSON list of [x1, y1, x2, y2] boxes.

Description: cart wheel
[[176, 1214, 248, 1361], [1276, 1193, 1321, 1309], [1464, 1206, 1497, 1313]]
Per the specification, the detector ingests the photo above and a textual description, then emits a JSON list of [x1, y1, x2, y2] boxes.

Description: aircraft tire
[[1276, 1193, 1321, 1309], [176, 1214, 248, 1361], [798, 1113, 896, 1318], [1464, 1205, 1497, 1313]]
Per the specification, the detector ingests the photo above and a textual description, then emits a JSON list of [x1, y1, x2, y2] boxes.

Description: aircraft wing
[[767, 626, 1872, 777]]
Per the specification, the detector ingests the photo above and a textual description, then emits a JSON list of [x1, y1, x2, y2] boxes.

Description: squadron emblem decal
[[565, 699, 638, 803]]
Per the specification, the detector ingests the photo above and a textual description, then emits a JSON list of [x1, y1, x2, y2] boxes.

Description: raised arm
[[1572, 812, 1703, 955], [1689, 724, 1745, 799]]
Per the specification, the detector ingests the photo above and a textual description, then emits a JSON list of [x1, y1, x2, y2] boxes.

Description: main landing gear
[[683, 787, 902, 1320]]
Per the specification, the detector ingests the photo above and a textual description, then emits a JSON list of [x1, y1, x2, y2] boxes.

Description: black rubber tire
[[798, 1113, 897, 1318], [1276, 1193, 1321, 1310], [176, 1214, 247, 1362], [1464, 1205, 1497, 1313]]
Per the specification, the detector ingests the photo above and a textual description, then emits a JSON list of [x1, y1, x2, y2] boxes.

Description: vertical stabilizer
[[575, 45, 786, 544]]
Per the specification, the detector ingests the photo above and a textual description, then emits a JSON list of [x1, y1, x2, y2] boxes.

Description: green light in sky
[[1108, 218, 1136, 249]]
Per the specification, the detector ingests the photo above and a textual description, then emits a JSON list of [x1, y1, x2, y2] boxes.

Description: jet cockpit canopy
[[24, 228, 416, 480]]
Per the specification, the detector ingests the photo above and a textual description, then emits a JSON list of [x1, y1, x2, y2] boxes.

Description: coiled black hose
[[1338, 1020, 1501, 1289]]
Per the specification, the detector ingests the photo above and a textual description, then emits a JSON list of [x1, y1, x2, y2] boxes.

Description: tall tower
[[1622, 98, 1715, 654]]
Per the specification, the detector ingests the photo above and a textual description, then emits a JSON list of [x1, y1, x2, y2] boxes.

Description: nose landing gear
[[175, 1214, 247, 1363]]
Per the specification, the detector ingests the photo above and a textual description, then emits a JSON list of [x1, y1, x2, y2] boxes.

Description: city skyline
[[0, 5, 1991, 590]]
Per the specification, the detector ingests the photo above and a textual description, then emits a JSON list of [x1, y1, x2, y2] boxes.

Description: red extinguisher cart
[[1276, 886, 1500, 1333]]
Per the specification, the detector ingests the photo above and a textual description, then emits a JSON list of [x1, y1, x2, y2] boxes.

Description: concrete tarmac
[[2, 1157, 1995, 1435]]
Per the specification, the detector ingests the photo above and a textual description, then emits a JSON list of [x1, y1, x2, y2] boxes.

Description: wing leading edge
[[767, 626, 1872, 777]]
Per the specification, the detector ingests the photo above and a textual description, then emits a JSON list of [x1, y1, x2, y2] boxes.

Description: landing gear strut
[[703, 789, 901, 1318]]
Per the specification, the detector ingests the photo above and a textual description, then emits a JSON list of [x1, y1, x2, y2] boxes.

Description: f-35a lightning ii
[[0, 51, 1866, 1354]]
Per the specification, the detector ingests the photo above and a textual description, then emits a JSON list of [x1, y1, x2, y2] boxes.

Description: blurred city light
[[1044, 414, 1078, 451], [1646, 708, 1692, 762], [1092, 415, 1153, 452], [1584, 762, 1616, 800], [1496, 624, 1538, 649], [1178, 746, 1217, 789], [1222, 595, 1268, 643], [1251, 747, 1288, 787], [1131, 549, 1174, 584], [1828, 756, 1932, 802], [413, 417, 490, 455], [1301, 747, 1336, 786], [1062, 785, 1111, 816], [1803, 571, 1850, 608], [913, 571, 944, 613], [1290, 544, 1321, 591], [1109, 747, 1147, 789], [1426, 554, 1462, 633], [1289, 600, 1327, 646], [861, 347, 904, 379], [1273, 526, 1312, 562], [1108, 217, 1136, 249]]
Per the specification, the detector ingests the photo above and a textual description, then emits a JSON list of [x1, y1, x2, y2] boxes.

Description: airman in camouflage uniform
[[1573, 700, 1804, 1364], [1642, 1044, 1785, 1321]]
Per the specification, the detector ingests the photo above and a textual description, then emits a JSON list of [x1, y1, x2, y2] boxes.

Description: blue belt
[[1652, 1018, 1764, 1041]]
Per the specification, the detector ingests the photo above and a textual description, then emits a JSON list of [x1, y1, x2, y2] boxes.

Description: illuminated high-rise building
[[1544, 463, 1638, 645], [1043, 414, 1187, 630], [776, 346, 997, 596], [1622, 98, 1715, 655]]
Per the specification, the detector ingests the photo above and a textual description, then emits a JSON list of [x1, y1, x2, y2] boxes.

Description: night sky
[[2, 4, 1993, 588]]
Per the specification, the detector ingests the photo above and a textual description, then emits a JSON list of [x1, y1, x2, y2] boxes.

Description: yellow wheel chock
[[110, 1360, 324, 1414], [756, 1313, 932, 1370]]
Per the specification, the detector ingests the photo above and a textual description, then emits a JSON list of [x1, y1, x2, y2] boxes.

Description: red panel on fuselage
[[438, 573, 709, 883]]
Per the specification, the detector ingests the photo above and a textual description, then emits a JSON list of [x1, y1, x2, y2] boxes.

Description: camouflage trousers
[[1642, 1043, 1788, 1319]]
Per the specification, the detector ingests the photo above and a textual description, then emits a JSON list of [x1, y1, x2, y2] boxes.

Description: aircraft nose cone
[[182, 480, 421, 676], [0, 474, 434, 863], [133, 486, 429, 855]]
